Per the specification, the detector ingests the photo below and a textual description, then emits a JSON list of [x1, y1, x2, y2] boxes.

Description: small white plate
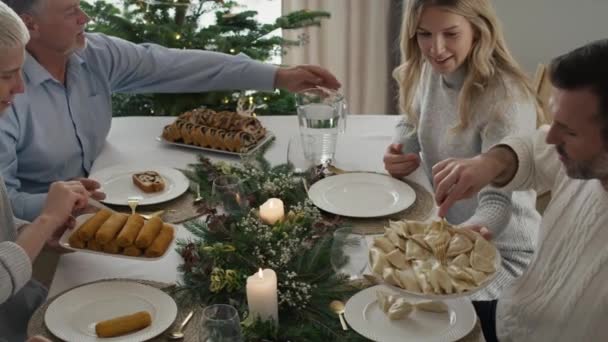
[[58, 213, 175, 261], [156, 132, 275, 157], [90, 165, 189, 206], [45, 281, 177, 342], [344, 285, 476, 342], [308, 173, 416, 218]]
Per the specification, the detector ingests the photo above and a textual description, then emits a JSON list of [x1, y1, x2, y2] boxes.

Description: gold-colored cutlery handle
[[338, 312, 348, 330]]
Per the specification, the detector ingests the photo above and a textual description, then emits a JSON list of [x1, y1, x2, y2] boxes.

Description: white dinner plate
[[45, 281, 177, 342], [344, 285, 476, 342], [156, 132, 275, 157], [90, 165, 189, 206], [58, 213, 175, 261], [308, 173, 416, 218]]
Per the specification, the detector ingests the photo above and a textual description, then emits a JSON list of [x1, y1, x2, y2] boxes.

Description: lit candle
[[246, 268, 278, 324], [259, 198, 284, 225]]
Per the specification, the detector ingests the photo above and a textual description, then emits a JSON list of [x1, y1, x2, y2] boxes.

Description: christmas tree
[[82, 0, 330, 116]]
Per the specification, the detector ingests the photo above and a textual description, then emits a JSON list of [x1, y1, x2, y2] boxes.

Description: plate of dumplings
[[344, 285, 476, 342], [368, 219, 501, 299]]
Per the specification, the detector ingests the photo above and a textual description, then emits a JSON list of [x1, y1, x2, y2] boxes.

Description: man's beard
[[557, 145, 608, 180]]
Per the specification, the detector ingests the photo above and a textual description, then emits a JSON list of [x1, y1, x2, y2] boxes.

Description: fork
[[127, 196, 164, 219], [193, 184, 203, 204], [88, 197, 163, 220], [127, 196, 141, 215], [141, 210, 165, 220]]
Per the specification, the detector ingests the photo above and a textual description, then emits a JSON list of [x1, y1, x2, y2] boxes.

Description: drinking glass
[[199, 304, 242, 342], [295, 88, 347, 165], [330, 227, 368, 280], [212, 175, 248, 215]]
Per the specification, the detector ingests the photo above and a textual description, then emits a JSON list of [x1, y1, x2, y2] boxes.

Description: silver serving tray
[[156, 131, 274, 157]]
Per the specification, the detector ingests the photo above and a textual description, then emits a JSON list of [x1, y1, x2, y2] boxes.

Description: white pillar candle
[[246, 268, 278, 324], [259, 198, 284, 225]]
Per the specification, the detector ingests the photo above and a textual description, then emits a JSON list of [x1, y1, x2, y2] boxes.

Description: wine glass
[[330, 227, 369, 280], [199, 304, 242, 342], [212, 175, 248, 215], [287, 136, 315, 174]]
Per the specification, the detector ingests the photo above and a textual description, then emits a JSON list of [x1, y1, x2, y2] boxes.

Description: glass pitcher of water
[[295, 88, 347, 165]]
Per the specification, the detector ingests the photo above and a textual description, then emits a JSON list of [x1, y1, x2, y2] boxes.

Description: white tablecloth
[[49, 115, 435, 296]]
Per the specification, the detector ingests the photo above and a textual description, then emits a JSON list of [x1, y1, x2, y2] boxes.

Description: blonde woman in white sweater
[[433, 39, 608, 341], [0, 2, 89, 340], [384, 0, 542, 309]]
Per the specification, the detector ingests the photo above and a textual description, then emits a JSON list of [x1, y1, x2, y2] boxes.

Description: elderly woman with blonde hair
[[383, 1, 541, 337], [0, 2, 90, 340]]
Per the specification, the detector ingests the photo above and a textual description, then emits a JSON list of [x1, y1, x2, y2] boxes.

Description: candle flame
[[258, 268, 264, 279]]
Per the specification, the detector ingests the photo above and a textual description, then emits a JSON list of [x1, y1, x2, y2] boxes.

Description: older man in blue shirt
[[1, 0, 340, 220]]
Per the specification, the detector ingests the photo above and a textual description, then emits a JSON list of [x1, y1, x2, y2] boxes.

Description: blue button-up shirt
[[0, 33, 277, 220]]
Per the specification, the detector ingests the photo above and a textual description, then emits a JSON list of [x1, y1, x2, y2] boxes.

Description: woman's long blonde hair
[[393, 0, 545, 129]]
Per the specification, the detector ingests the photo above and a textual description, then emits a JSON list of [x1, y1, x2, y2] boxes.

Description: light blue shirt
[[0, 33, 277, 221]]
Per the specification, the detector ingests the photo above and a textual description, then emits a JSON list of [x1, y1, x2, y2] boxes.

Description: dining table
[[49, 114, 427, 296], [44, 114, 484, 342]]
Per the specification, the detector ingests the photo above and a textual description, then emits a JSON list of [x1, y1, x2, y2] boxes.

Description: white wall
[[494, 0, 608, 74]]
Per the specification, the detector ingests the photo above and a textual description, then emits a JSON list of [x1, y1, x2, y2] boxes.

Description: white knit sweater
[[496, 126, 608, 341], [0, 176, 47, 340], [0, 179, 31, 304], [393, 64, 541, 300]]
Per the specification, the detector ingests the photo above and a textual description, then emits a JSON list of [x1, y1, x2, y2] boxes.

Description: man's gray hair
[[0, 1, 30, 49], [1, 0, 43, 14]]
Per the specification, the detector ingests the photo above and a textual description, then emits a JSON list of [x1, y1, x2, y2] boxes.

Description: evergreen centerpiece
[[82, 0, 330, 116], [174, 150, 368, 340]]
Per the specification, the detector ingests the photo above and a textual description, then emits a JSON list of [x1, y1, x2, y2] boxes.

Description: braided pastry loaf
[[162, 108, 266, 153]]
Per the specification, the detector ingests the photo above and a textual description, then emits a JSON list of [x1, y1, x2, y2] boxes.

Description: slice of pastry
[[133, 171, 165, 193]]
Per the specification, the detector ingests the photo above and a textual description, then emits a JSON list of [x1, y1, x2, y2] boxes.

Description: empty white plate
[[308, 173, 416, 217], [90, 165, 189, 206], [45, 281, 177, 342], [344, 285, 476, 342]]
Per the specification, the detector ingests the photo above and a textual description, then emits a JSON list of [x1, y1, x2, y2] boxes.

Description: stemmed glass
[[330, 227, 369, 281], [199, 304, 242, 342], [212, 175, 248, 215], [287, 136, 315, 174]]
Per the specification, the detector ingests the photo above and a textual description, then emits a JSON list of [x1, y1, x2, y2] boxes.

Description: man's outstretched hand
[[275, 65, 341, 93]]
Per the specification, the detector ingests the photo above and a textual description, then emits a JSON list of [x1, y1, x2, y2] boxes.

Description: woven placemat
[[349, 178, 435, 235], [27, 278, 202, 341], [107, 192, 207, 224]]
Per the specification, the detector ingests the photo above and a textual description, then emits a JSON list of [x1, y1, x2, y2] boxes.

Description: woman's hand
[[39, 181, 89, 229], [383, 143, 420, 178], [46, 216, 76, 253], [74, 177, 106, 201]]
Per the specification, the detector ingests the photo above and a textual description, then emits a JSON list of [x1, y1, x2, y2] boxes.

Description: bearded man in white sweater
[[432, 39, 608, 341]]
